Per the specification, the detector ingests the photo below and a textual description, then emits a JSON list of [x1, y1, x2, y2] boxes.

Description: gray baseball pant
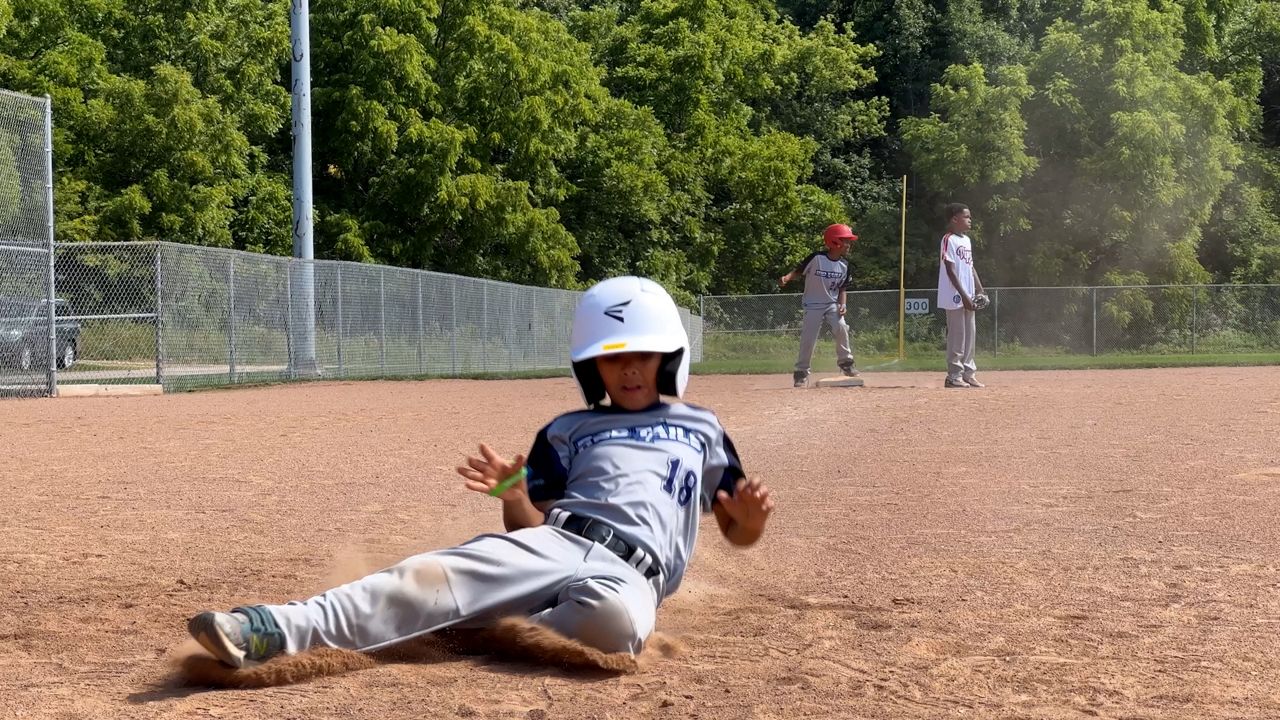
[[945, 307, 977, 381], [795, 304, 853, 375], [263, 526, 661, 656]]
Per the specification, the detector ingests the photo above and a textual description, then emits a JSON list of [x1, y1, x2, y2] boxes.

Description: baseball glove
[[972, 293, 990, 310]]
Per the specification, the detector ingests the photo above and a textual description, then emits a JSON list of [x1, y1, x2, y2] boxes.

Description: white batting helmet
[[570, 276, 690, 406]]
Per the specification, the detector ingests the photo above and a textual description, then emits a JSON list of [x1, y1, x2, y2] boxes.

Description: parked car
[[0, 296, 81, 372]]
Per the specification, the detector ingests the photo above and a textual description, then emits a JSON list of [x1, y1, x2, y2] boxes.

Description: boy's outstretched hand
[[457, 444, 546, 532], [457, 443, 527, 500], [714, 477, 775, 547]]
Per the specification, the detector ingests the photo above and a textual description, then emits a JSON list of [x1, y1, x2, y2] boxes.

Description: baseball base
[[58, 384, 164, 397], [815, 377, 865, 388]]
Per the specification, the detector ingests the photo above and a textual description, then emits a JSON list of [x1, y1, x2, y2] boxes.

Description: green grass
[[60, 332, 1280, 393], [691, 340, 1280, 375], [694, 352, 1280, 374], [150, 349, 1280, 392]]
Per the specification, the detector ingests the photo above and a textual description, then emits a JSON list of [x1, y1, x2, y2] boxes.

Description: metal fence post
[[1092, 287, 1098, 356], [290, 0, 318, 377], [379, 267, 386, 375], [992, 288, 1000, 357], [228, 255, 237, 381], [43, 96, 58, 397], [45, 249, 57, 393], [528, 292, 537, 367], [450, 277, 458, 375], [154, 247, 165, 386], [482, 283, 489, 372], [285, 260, 295, 379], [336, 264, 344, 377], [416, 273, 424, 375], [1191, 286, 1198, 354]]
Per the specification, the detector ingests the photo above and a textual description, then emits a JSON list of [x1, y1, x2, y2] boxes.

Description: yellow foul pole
[[898, 175, 907, 361]]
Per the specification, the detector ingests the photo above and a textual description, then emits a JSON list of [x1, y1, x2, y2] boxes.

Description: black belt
[[546, 509, 660, 580]]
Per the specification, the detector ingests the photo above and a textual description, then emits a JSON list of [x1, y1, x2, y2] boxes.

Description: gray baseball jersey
[[258, 401, 745, 658], [526, 401, 745, 596], [793, 251, 851, 308]]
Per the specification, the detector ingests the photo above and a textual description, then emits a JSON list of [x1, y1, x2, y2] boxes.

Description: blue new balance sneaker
[[187, 605, 285, 668]]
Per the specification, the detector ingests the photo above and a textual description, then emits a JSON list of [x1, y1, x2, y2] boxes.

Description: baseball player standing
[[187, 276, 775, 666], [938, 203, 986, 388], [780, 224, 859, 387]]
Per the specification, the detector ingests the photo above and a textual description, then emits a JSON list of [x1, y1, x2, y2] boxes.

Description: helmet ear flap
[[657, 349, 685, 397], [572, 360, 607, 406]]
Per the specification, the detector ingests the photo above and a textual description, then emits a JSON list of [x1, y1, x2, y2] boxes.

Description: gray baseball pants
[[945, 307, 977, 382], [795, 304, 853, 375], [262, 526, 662, 656]]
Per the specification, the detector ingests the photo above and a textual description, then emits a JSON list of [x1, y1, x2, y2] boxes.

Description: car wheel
[[59, 341, 76, 369], [18, 344, 33, 372]]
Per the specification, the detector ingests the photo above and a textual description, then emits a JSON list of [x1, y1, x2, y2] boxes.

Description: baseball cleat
[[944, 378, 970, 388], [962, 377, 984, 388], [792, 372, 808, 388], [839, 365, 860, 377], [187, 606, 284, 668]]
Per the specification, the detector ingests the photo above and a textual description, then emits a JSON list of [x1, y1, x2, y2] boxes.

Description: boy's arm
[[457, 443, 547, 531], [838, 261, 851, 314], [780, 253, 815, 287], [500, 493, 546, 532], [713, 477, 774, 547], [973, 266, 984, 295], [944, 259, 975, 310]]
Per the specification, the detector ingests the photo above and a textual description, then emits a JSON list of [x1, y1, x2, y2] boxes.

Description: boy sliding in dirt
[[187, 276, 774, 666]]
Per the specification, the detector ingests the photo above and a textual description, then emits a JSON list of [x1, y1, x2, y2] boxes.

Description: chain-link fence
[[701, 285, 1280, 364], [48, 241, 705, 393], [0, 90, 55, 397], [51, 242, 159, 385], [19, 239, 1280, 394]]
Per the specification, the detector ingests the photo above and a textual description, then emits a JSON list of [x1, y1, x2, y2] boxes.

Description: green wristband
[[489, 466, 528, 497]]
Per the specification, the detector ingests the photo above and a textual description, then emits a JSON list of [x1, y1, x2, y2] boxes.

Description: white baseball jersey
[[937, 232, 975, 310], [525, 402, 745, 597], [792, 251, 851, 308]]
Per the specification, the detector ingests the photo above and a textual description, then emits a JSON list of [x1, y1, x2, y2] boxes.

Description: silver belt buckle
[[591, 522, 615, 546]]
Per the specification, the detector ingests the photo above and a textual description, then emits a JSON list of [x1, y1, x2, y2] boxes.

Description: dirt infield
[[2, 367, 1278, 719]]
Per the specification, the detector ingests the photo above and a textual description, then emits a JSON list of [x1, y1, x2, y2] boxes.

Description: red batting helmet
[[823, 224, 857, 251]]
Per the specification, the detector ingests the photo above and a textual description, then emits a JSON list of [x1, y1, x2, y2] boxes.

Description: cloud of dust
[[168, 618, 684, 688], [317, 545, 380, 590]]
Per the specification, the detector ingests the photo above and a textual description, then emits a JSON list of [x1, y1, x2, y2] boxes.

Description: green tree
[[1021, 0, 1246, 284], [901, 62, 1036, 232], [563, 0, 885, 293], [1200, 146, 1280, 283], [1197, 0, 1280, 282], [306, 0, 607, 287], [899, 62, 1036, 289], [102, 0, 291, 145], [904, 0, 1249, 287], [554, 96, 697, 296], [0, 0, 291, 248]]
